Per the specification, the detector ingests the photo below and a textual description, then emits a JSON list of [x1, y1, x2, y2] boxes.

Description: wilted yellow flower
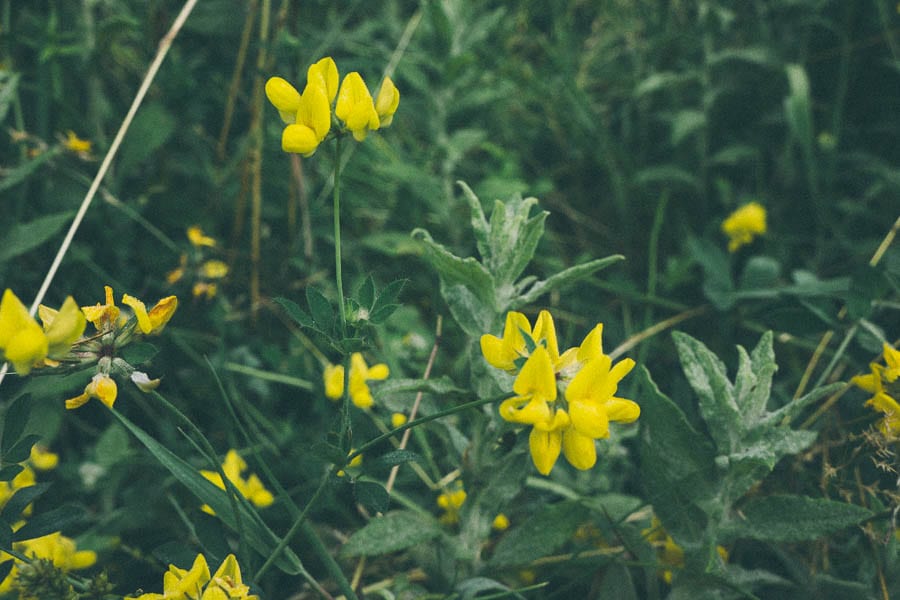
[[324, 352, 390, 409], [65, 373, 118, 410], [62, 130, 91, 154], [200, 449, 274, 515], [721, 202, 767, 252]]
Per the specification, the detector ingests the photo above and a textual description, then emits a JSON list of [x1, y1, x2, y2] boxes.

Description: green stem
[[333, 136, 347, 339]]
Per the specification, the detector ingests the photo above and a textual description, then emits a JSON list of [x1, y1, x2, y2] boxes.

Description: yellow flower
[[335, 72, 380, 141], [0, 289, 48, 375], [38, 296, 87, 357], [391, 412, 408, 428], [129, 553, 258, 600], [187, 226, 217, 248], [121, 294, 178, 335], [437, 487, 467, 525], [29, 445, 59, 471], [853, 344, 900, 439], [200, 450, 274, 515], [307, 56, 339, 104], [374, 77, 400, 128], [324, 353, 390, 409], [65, 373, 118, 410], [642, 517, 727, 584], [81, 286, 121, 330], [200, 260, 229, 280], [721, 201, 767, 252], [481, 310, 565, 372], [0, 531, 96, 594], [492, 513, 510, 531], [265, 76, 302, 124], [63, 130, 91, 154], [498, 346, 556, 426]]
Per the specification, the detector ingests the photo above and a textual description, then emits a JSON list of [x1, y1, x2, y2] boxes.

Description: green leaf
[[3, 434, 41, 466], [732, 331, 776, 422], [516, 255, 624, 306], [0, 71, 20, 124], [369, 449, 422, 470], [340, 510, 441, 557], [846, 264, 888, 320], [0, 483, 51, 523], [121, 342, 158, 365], [94, 423, 132, 468], [411, 228, 496, 309], [13, 504, 85, 542], [2, 394, 32, 454], [637, 366, 717, 545], [0, 465, 23, 482], [458, 181, 491, 261], [306, 287, 335, 335], [671, 110, 706, 146], [373, 376, 467, 400], [485, 195, 547, 288], [0, 210, 74, 262], [721, 495, 873, 543], [111, 409, 305, 574], [369, 303, 401, 324], [0, 148, 62, 194], [357, 276, 375, 310], [723, 428, 818, 500], [489, 500, 585, 566], [274, 297, 314, 328], [117, 102, 176, 175], [687, 236, 734, 310], [353, 480, 390, 514], [673, 332, 740, 453]]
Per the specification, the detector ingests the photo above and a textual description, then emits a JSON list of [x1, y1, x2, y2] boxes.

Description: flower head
[[128, 553, 258, 600], [1, 290, 85, 375], [722, 201, 767, 252], [200, 449, 274, 515], [437, 486, 467, 525], [324, 353, 390, 409], [853, 344, 900, 439], [483, 311, 639, 475], [65, 373, 118, 410]]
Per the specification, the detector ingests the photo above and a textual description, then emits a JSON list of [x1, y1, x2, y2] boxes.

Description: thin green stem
[[333, 136, 347, 339]]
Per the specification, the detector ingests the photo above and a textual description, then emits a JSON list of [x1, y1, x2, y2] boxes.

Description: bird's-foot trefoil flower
[[722, 201, 767, 252], [853, 342, 900, 439], [62, 286, 178, 410], [0, 289, 86, 375], [127, 553, 258, 600], [483, 310, 640, 475], [199, 449, 274, 515], [324, 352, 390, 409]]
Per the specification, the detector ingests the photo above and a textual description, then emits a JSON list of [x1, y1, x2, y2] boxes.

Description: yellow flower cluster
[[129, 553, 257, 600], [852, 343, 900, 439], [642, 516, 728, 584], [721, 201, 767, 252], [199, 449, 274, 515], [324, 352, 390, 409], [265, 56, 400, 156], [65, 285, 178, 410], [0, 532, 97, 594], [437, 487, 467, 525], [168, 226, 230, 300], [481, 311, 640, 475]]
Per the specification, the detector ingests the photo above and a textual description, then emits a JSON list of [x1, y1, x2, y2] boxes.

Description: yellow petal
[[200, 260, 229, 279], [499, 396, 551, 425], [265, 76, 301, 120], [92, 374, 118, 409], [299, 82, 332, 141], [282, 123, 320, 156], [187, 225, 217, 247], [606, 397, 641, 423], [529, 427, 562, 476], [44, 296, 86, 355], [324, 363, 344, 399], [532, 310, 560, 363], [374, 76, 400, 127], [577, 323, 604, 362], [513, 346, 557, 402], [4, 325, 48, 375], [882, 343, 900, 382], [567, 397, 610, 439], [309, 57, 339, 103], [148, 296, 178, 333], [65, 392, 91, 410], [29, 445, 59, 471], [562, 428, 597, 470], [367, 363, 389, 380], [121, 294, 152, 334]]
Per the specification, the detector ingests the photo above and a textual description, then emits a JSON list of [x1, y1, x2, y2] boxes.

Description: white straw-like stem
[[0, 0, 198, 389]]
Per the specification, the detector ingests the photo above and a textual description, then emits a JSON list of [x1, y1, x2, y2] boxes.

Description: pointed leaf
[[372, 279, 406, 312], [721, 495, 872, 543], [357, 276, 375, 310], [373, 376, 467, 400], [306, 287, 335, 335], [733, 332, 776, 421], [0, 209, 74, 261], [673, 332, 740, 453], [353, 480, 390, 514], [486, 195, 547, 287], [0, 483, 51, 523], [412, 228, 496, 308], [13, 504, 85, 542], [3, 434, 41, 466], [637, 366, 718, 545], [340, 510, 441, 557], [369, 450, 422, 470], [489, 500, 585, 566], [111, 409, 305, 574], [516, 255, 624, 306], [2, 394, 32, 454], [274, 297, 314, 328], [458, 181, 491, 261]]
